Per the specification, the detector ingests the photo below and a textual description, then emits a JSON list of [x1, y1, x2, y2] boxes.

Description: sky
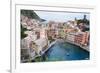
[[34, 11, 90, 22]]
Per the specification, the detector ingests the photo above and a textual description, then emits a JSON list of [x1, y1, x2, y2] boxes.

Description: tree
[[21, 25, 27, 39]]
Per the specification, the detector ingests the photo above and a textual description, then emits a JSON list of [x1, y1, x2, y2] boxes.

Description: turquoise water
[[44, 42, 89, 61]]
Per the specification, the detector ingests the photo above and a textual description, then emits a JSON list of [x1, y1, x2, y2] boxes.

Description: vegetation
[[48, 36, 55, 43], [21, 10, 45, 21], [59, 29, 66, 39], [21, 25, 28, 39], [34, 56, 43, 62], [21, 10, 40, 19], [77, 15, 89, 25]]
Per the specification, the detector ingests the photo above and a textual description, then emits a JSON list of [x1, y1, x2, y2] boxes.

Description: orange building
[[74, 32, 89, 46]]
